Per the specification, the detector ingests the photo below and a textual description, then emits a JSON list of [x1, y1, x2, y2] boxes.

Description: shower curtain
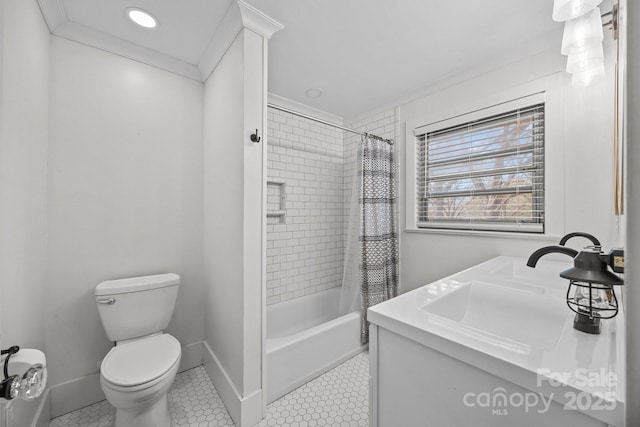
[[341, 135, 398, 343]]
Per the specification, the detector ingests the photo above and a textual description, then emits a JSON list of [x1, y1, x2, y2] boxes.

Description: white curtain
[[339, 147, 362, 315]]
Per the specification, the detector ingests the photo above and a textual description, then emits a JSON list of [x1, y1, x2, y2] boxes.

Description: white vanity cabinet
[[367, 257, 624, 427]]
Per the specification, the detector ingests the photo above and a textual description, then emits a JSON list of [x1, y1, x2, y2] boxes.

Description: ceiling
[[59, 0, 230, 65], [38, 0, 565, 120], [248, 0, 565, 119]]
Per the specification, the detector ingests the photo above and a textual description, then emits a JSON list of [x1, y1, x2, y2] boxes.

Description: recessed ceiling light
[[127, 8, 158, 29], [305, 88, 324, 98]]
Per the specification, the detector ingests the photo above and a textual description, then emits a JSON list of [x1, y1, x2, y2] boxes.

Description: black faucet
[[526, 245, 578, 267], [527, 235, 624, 335], [558, 232, 601, 247]]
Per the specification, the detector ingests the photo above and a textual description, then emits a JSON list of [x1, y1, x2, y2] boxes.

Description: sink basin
[[419, 281, 568, 352]]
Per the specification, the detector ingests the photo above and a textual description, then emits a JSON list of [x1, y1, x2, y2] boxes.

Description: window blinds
[[416, 103, 545, 233]]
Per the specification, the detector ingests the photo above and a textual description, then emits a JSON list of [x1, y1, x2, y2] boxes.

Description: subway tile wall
[[266, 109, 345, 305], [266, 107, 398, 306]]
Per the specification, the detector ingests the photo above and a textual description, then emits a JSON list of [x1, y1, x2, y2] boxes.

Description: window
[[415, 99, 545, 233]]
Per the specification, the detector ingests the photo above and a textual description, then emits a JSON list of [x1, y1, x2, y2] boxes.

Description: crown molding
[[198, 0, 283, 81], [37, 0, 66, 33], [237, 1, 284, 40], [36, 0, 282, 83], [267, 93, 344, 125], [53, 21, 203, 81], [196, 2, 244, 81]]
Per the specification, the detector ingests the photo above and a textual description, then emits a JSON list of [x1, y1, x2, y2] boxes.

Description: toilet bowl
[[95, 273, 182, 427], [100, 334, 181, 427]]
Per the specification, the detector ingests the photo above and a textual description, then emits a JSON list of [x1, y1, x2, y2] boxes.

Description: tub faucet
[[526, 245, 578, 267]]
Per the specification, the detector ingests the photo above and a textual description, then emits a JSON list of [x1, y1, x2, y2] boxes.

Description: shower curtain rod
[[267, 103, 394, 145]]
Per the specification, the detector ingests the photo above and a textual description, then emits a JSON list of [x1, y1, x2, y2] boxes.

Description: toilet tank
[[95, 273, 180, 342]]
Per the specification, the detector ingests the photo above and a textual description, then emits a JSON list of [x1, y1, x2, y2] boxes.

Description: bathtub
[[266, 287, 366, 403]]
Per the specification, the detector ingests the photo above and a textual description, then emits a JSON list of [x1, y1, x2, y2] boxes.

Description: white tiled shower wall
[[266, 109, 345, 305], [266, 107, 398, 306]]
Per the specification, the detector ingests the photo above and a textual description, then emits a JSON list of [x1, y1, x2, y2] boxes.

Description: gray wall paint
[[625, 0, 639, 423]]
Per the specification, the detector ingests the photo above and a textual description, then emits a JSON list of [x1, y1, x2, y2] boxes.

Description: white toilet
[[95, 273, 182, 427]]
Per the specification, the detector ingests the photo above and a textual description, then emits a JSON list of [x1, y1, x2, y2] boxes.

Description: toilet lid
[[101, 334, 181, 387]]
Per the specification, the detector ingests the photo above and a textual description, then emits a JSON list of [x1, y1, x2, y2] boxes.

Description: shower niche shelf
[[267, 181, 286, 224]]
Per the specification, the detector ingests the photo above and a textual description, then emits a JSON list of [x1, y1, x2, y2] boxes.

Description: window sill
[[404, 227, 561, 241]]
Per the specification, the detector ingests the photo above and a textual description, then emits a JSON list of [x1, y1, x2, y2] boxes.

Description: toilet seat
[[101, 334, 181, 389]]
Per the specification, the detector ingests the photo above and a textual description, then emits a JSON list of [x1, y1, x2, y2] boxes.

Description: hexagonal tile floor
[[257, 351, 369, 427], [49, 365, 235, 427], [49, 351, 369, 427]]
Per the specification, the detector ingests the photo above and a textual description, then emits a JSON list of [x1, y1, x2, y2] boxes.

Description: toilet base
[[99, 334, 181, 427], [114, 393, 170, 427]]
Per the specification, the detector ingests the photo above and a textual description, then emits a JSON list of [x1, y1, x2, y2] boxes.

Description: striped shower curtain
[[359, 135, 399, 343]]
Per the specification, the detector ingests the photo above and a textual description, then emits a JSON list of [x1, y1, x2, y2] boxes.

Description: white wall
[[0, 0, 50, 424], [204, 30, 245, 393], [0, 0, 4, 378], [396, 45, 621, 292], [46, 37, 204, 389], [203, 28, 264, 427], [0, 0, 49, 351]]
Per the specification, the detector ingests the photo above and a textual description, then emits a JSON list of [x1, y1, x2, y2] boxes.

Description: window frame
[[414, 95, 545, 233], [404, 78, 566, 239]]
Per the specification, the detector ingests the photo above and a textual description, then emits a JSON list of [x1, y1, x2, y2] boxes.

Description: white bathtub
[[266, 287, 366, 403]]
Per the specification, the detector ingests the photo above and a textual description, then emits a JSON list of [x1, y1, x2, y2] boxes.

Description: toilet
[[95, 273, 182, 427]]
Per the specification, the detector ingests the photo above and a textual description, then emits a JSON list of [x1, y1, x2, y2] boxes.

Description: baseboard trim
[[49, 340, 204, 419], [240, 387, 263, 427], [202, 341, 241, 424], [49, 373, 104, 419], [202, 341, 263, 427], [179, 341, 203, 373]]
